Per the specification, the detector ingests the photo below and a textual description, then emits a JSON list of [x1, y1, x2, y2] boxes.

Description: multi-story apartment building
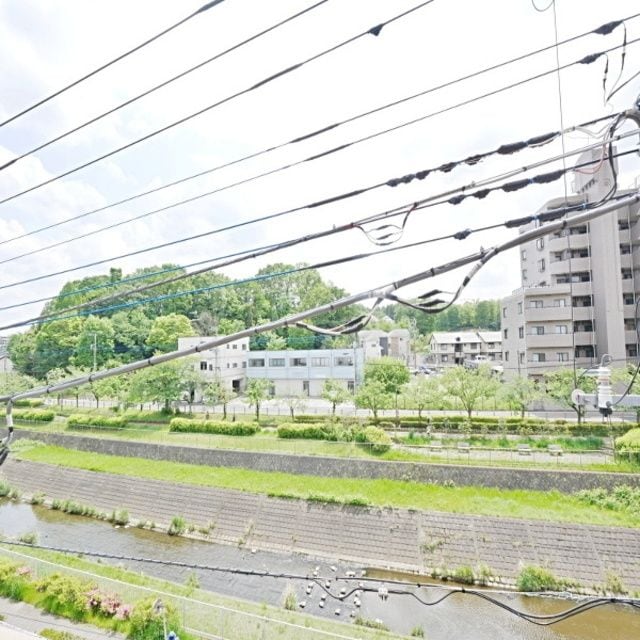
[[501, 148, 640, 380], [177, 336, 249, 395], [426, 331, 502, 368], [245, 348, 364, 397], [357, 329, 411, 363]]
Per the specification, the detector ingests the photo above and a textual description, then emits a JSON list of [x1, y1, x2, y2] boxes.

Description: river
[[1, 500, 638, 639]]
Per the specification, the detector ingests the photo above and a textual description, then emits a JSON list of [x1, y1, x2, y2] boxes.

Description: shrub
[[13, 399, 44, 408], [127, 597, 183, 640], [110, 509, 129, 526], [293, 414, 327, 423], [18, 531, 38, 545], [363, 426, 392, 453], [452, 565, 475, 585], [122, 410, 174, 424], [353, 616, 390, 631], [40, 630, 84, 640], [616, 428, 640, 452], [0, 481, 13, 497], [576, 485, 640, 512], [517, 565, 559, 592], [13, 409, 55, 422], [67, 414, 127, 429], [276, 423, 334, 440], [169, 417, 258, 436], [168, 515, 186, 536], [410, 625, 425, 638], [0, 560, 29, 601]]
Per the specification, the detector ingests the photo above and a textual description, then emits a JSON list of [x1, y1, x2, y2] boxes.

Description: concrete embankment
[[3, 458, 640, 591], [14, 429, 640, 493]]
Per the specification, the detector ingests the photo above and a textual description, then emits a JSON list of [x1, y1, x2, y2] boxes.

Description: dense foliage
[[169, 417, 259, 436]]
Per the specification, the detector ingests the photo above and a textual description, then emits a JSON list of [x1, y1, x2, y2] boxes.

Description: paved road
[[3, 459, 639, 592]]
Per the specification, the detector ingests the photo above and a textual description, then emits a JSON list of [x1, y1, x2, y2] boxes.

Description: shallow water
[[0, 500, 638, 639]]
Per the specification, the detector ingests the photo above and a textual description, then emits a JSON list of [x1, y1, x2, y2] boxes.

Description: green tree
[[364, 357, 410, 394], [73, 316, 115, 369], [33, 318, 83, 377], [89, 373, 130, 410], [111, 309, 153, 361], [544, 369, 596, 425], [355, 380, 392, 420], [0, 371, 36, 396], [128, 360, 196, 412], [441, 365, 499, 419], [283, 394, 306, 419], [202, 379, 236, 420], [146, 313, 194, 353], [403, 376, 442, 421], [321, 379, 351, 415], [500, 376, 541, 418], [7, 331, 37, 378], [245, 379, 270, 421]]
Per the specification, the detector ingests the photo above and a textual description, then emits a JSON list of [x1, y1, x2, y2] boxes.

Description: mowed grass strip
[[15, 444, 640, 528]]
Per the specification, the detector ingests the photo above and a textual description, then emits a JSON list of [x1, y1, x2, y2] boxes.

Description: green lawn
[[15, 444, 640, 528]]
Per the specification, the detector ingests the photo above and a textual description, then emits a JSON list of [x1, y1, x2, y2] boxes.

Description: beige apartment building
[[501, 148, 640, 380], [426, 331, 502, 368]]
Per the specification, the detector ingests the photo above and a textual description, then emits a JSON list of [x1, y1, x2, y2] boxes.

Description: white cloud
[[0, 0, 639, 333]]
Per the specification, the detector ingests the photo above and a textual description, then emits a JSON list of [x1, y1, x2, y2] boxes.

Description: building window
[[519, 352, 525, 364], [624, 294, 635, 305], [622, 268, 632, 280], [518, 327, 524, 339], [347, 380, 355, 393], [226, 363, 230, 369], [232, 362, 238, 368], [621, 244, 631, 255], [530, 300, 543, 309], [531, 353, 546, 363], [311, 357, 329, 367], [557, 352, 569, 362], [537, 259, 546, 273], [200, 361, 208, 371], [209, 364, 213, 371], [553, 299, 567, 307], [504, 351, 509, 361], [241, 344, 247, 350], [269, 358, 285, 367], [248, 358, 265, 367], [503, 329, 508, 339], [469, 343, 477, 350], [555, 325, 568, 334], [441, 355, 448, 362], [232, 344, 238, 350], [522, 269, 528, 281], [291, 358, 307, 367], [536, 238, 544, 250], [302, 380, 310, 396], [521, 249, 527, 261], [625, 319, 636, 331], [517, 302, 523, 314], [334, 356, 354, 366], [627, 345, 638, 357], [269, 383, 276, 397], [242, 362, 246, 368], [533, 326, 544, 335], [503, 307, 507, 318]]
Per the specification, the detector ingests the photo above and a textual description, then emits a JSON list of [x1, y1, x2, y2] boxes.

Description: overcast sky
[[0, 0, 639, 333]]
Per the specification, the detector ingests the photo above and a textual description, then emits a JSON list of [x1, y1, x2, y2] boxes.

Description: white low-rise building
[[178, 336, 249, 395], [246, 348, 364, 397], [357, 329, 411, 363], [427, 331, 502, 369]]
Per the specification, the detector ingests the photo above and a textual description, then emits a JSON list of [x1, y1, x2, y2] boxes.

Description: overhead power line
[[0, 0, 436, 205], [1, 119, 637, 294], [1, 12, 635, 248], [0, 0, 330, 172], [0, 0, 228, 129]]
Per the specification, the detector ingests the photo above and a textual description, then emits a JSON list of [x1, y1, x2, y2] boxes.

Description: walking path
[[3, 459, 639, 592]]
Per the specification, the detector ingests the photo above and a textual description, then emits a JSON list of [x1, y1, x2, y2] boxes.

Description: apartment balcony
[[622, 278, 636, 293], [549, 257, 591, 275], [571, 306, 594, 321], [620, 254, 633, 269], [525, 333, 573, 348], [524, 306, 572, 321], [626, 330, 639, 344], [564, 281, 593, 296], [574, 331, 596, 345]]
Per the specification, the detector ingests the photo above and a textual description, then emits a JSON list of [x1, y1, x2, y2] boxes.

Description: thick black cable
[[0, 110, 619, 267], [0, 540, 637, 627], [0, 140, 636, 303], [1, 12, 635, 249], [0, 0, 330, 172], [0, 0, 436, 206], [0, 1, 227, 129]]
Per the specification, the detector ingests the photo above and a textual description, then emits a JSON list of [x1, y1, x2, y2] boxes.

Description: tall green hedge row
[[169, 417, 259, 436]]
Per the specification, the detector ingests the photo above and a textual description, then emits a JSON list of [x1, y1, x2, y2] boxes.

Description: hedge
[[363, 426, 392, 453], [277, 423, 336, 440], [293, 414, 330, 424], [169, 417, 259, 436], [616, 428, 640, 451], [12, 409, 55, 422], [67, 414, 128, 428], [13, 399, 44, 408], [122, 410, 174, 424]]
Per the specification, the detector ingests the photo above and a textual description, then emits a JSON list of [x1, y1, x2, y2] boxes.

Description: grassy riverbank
[[14, 444, 640, 528]]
